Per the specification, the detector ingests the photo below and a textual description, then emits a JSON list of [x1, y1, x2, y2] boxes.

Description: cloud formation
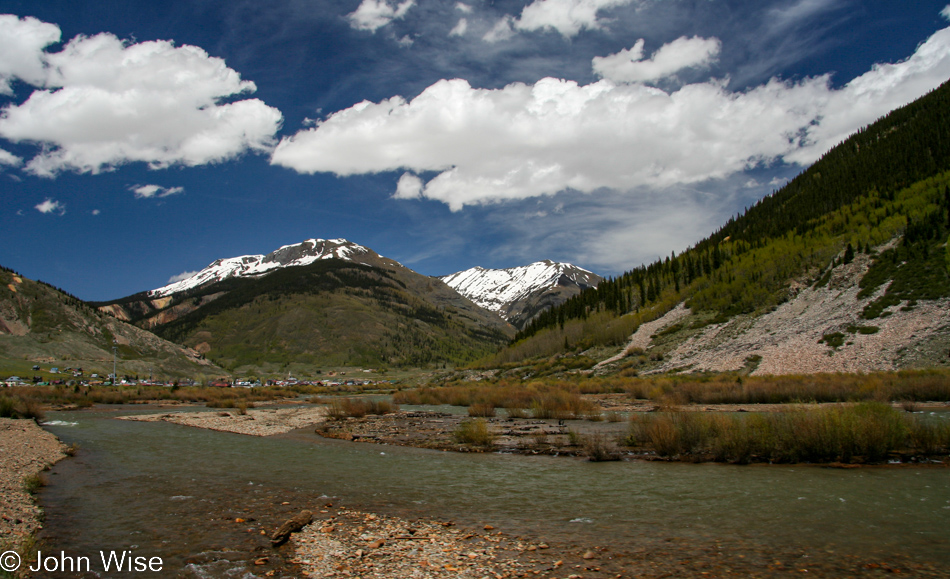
[[449, 18, 468, 37], [592, 36, 721, 83], [272, 24, 950, 211], [35, 198, 64, 215], [0, 16, 282, 177], [130, 184, 185, 199], [167, 270, 199, 284], [0, 15, 60, 94], [347, 0, 415, 32], [513, 0, 634, 38], [0, 148, 21, 167]]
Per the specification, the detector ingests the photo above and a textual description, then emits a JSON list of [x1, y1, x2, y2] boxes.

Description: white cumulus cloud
[[0, 147, 21, 167], [593, 36, 722, 83], [449, 18, 468, 37], [272, 23, 950, 211], [35, 198, 64, 215], [0, 16, 282, 177], [347, 0, 415, 32], [395, 172, 424, 199], [167, 270, 199, 284], [513, 0, 634, 38], [482, 16, 515, 43], [0, 15, 60, 95], [130, 184, 184, 199]]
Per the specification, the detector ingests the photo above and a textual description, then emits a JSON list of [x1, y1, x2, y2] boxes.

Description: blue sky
[[2, 0, 950, 300]]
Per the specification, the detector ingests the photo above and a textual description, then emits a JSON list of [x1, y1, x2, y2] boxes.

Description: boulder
[[270, 510, 313, 546]]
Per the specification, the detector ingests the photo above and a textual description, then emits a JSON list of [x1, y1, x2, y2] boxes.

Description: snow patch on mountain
[[440, 260, 600, 320], [150, 239, 376, 297]]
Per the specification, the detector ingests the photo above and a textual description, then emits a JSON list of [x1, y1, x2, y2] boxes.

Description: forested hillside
[[499, 80, 950, 368]]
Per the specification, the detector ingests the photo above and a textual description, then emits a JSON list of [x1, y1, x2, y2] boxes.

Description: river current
[[34, 405, 950, 578]]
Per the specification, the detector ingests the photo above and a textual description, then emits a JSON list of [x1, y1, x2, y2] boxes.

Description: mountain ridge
[[440, 261, 602, 329], [150, 238, 400, 297]]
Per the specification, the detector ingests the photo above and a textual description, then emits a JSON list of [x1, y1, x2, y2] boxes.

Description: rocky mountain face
[[0, 267, 220, 377], [440, 261, 602, 330]]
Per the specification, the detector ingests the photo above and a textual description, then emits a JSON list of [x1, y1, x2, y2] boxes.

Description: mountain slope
[[496, 80, 950, 374], [0, 266, 221, 378], [441, 261, 601, 329], [97, 244, 514, 371]]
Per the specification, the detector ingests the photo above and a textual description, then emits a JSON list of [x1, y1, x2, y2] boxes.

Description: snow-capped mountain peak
[[440, 260, 601, 326], [150, 238, 379, 297]]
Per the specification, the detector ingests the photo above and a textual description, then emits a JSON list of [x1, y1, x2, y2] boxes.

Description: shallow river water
[[34, 405, 950, 578]]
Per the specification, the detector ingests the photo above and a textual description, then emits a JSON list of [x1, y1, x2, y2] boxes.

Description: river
[[34, 405, 950, 578]]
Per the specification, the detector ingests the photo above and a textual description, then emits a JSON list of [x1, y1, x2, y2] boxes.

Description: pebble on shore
[[0, 418, 67, 551], [290, 508, 564, 579]]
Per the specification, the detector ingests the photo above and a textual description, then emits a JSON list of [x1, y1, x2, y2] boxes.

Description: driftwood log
[[271, 510, 313, 546]]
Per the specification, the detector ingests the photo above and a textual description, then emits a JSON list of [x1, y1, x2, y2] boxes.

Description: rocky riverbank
[[0, 418, 67, 552], [287, 505, 947, 579], [316, 410, 633, 458]]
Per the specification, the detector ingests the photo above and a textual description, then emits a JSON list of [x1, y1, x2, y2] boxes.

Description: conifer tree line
[[514, 80, 950, 344]]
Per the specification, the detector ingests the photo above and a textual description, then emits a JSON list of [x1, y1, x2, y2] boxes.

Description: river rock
[[271, 509, 313, 545]]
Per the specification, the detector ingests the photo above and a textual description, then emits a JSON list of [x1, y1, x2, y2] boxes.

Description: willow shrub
[[453, 419, 494, 446], [627, 403, 947, 463]]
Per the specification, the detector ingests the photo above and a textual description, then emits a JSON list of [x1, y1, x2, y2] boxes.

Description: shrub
[[624, 403, 940, 463], [0, 395, 44, 420], [453, 419, 494, 446], [468, 403, 496, 417], [23, 473, 43, 495], [505, 406, 528, 419], [907, 414, 950, 454], [326, 398, 398, 420], [582, 433, 621, 461], [206, 398, 236, 409]]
